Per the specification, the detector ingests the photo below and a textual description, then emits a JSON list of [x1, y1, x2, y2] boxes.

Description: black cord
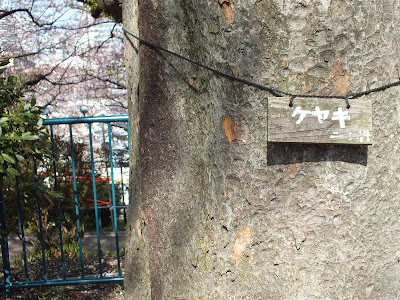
[[123, 29, 400, 102], [289, 96, 294, 107], [345, 96, 351, 109]]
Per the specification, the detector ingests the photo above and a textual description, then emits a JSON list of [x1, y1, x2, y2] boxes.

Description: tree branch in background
[[0, 8, 67, 27], [1, 0, 126, 116], [77, 0, 122, 23]]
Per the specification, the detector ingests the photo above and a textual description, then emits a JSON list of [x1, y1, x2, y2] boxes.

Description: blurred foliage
[[0, 59, 50, 181]]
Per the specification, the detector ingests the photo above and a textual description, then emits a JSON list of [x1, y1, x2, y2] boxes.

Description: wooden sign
[[268, 97, 373, 145]]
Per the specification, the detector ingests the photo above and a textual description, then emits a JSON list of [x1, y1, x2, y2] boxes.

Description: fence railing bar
[[102, 123, 112, 229], [107, 123, 122, 276], [127, 121, 130, 154], [16, 176, 29, 282], [50, 125, 66, 280], [64, 205, 128, 211], [33, 158, 48, 282], [43, 115, 128, 125], [69, 124, 85, 279], [120, 167, 125, 217], [88, 123, 103, 277], [126, 121, 130, 224], [0, 176, 12, 298], [1, 116, 129, 296], [0, 276, 124, 290]]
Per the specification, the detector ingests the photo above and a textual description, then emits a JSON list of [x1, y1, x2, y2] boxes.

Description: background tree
[[0, 0, 126, 117], [123, 0, 400, 299]]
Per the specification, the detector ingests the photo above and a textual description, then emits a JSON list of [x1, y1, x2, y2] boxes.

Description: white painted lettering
[[359, 129, 371, 143], [331, 107, 350, 128], [311, 106, 330, 123], [330, 132, 344, 139], [291, 106, 311, 124]]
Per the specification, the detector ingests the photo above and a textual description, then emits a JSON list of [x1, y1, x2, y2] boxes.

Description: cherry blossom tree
[[0, 0, 125, 117]]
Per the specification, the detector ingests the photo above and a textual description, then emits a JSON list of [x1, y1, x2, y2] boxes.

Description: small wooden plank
[[267, 97, 373, 145]]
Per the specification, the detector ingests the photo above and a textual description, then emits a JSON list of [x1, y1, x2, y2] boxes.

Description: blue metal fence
[[0, 115, 129, 298]]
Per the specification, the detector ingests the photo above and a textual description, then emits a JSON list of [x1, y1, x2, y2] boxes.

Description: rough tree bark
[[123, 0, 400, 298]]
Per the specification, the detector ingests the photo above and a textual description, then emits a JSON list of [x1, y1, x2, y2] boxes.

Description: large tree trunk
[[123, 0, 400, 298]]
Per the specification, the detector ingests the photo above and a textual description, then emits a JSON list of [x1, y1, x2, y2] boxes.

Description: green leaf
[[20, 132, 40, 140], [46, 191, 65, 199], [2, 153, 15, 164], [6, 167, 19, 177], [0, 117, 8, 124], [26, 135, 40, 140], [30, 97, 36, 106], [15, 154, 25, 162], [37, 118, 43, 128]]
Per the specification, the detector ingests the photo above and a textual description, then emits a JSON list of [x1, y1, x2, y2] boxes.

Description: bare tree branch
[[25, 47, 79, 85], [11, 34, 77, 59], [2, 0, 126, 115], [96, 23, 117, 51], [85, 72, 125, 89], [1, 8, 58, 27]]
